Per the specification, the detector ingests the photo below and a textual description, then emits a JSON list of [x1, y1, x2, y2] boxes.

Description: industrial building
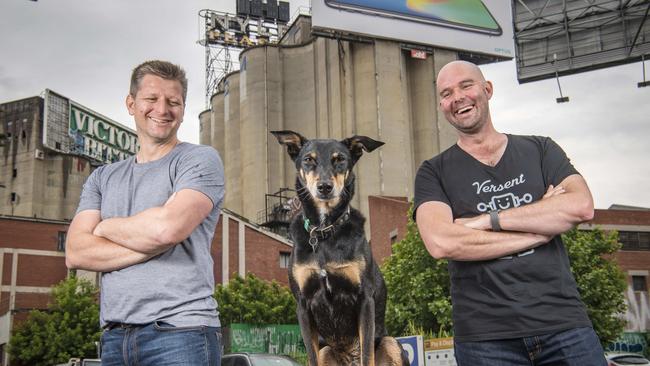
[[199, 15, 466, 228], [0, 96, 92, 221]]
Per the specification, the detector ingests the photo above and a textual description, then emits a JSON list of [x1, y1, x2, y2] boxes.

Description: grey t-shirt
[[76, 142, 224, 327]]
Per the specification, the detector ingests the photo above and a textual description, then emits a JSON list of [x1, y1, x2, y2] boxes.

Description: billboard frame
[[513, 0, 650, 83]]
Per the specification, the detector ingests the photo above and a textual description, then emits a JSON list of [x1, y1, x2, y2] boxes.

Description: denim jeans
[[454, 327, 607, 366], [101, 321, 222, 366]]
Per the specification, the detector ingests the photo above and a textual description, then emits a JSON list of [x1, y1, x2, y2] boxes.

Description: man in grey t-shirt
[[66, 60, 224, 366]]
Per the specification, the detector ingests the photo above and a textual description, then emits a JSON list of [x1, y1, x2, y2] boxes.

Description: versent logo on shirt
[[472, 173, 533, 213]]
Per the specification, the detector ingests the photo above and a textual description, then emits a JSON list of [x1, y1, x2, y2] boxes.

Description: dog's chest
[[292, 257, 366, 296]]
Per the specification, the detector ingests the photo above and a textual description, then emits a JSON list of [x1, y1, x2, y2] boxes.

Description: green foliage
[[382, 205, 627, 345], [382, 206, 452, 337], [214, 273, 297, 326], [563, 228, 627, 346], [9, 276, 100, 366]]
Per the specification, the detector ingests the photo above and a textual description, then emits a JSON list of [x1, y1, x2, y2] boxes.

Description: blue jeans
[[101, 321, 222, 366], [454, 327, 606, 366]]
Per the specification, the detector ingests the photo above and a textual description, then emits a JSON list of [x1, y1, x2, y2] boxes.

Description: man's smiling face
[[437, 61, 493, 134], [127, 74, 185, 144]]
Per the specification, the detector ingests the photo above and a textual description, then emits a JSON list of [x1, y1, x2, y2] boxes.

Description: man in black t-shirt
[[413, 60, 606, 365]]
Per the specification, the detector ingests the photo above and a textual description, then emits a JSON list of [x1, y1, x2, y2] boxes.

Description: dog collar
[[302, 206, 351, 252]]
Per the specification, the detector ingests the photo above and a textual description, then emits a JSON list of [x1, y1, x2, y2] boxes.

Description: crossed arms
[[65, 189, 213, 272], [416, 174, 594, 261]]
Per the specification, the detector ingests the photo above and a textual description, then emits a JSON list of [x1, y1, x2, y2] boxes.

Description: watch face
[[325, 0, 502, 35]]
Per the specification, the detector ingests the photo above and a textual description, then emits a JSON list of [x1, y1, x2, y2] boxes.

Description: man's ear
[[126, 94, 135, 116], [484, 80, 494, 100], [341, 135, 384, 165], [270, 130, 308, 161]]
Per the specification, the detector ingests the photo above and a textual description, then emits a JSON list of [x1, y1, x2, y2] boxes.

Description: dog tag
[[309, 236, 318, 252]]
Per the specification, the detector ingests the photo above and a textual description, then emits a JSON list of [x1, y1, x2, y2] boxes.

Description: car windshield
[[611, 355, 650, 365], [249, 354, 300, 366]]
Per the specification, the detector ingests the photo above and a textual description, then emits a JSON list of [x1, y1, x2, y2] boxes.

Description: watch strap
[[489, 210, 502, 232]]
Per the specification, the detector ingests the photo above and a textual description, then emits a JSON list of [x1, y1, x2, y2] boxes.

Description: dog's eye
[[332, 155, 346, 164], [303, 156, 315, 164]]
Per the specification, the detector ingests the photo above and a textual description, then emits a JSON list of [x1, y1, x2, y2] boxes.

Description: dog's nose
[[317, 182, 333, 195]]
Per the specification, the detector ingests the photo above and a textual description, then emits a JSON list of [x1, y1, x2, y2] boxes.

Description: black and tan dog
[[272, 130, 407, 366]]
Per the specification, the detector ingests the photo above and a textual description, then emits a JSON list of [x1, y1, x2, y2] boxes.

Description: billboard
[[43, 89, 138, 164], [311, 0, 514, 59], [514, 0, 650, 83]]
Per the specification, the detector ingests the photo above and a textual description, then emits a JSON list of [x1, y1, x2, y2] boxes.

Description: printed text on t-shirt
[[472, 174, 526, 195]]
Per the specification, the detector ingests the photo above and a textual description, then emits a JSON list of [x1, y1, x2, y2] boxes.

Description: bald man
[[413, 61, 606, 365]]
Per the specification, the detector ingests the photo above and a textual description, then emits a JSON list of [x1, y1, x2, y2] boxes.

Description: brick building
[[214, 209, 293, 287], [579, 205, 650, 332], [0, 216, 69, 365]]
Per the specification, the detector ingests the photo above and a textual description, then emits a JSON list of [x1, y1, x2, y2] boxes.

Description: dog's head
[[271, 130, 384, 211]]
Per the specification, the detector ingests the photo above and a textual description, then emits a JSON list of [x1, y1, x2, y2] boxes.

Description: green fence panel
[[229, 324, 306, 355]]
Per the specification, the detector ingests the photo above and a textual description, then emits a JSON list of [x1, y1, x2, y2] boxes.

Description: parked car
[[222, 353, 302, 366], [606, 353, 650, 366], [54, 358, 101, 366]]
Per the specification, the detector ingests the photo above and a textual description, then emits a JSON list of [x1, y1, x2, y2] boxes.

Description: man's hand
[[454, 215, 489, 230], [542, 184, 565, 199]]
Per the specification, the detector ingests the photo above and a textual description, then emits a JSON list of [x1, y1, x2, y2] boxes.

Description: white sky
[[2, 0, 649, 209]]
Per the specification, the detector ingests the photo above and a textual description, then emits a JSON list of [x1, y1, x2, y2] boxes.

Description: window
[[279, 252, 291, 268], [12, 168, 17, 178], [632, 275, 647, 292], [389, 229, 399, 245], [619, 231, 650, 251], [57, 231, 67, 252]]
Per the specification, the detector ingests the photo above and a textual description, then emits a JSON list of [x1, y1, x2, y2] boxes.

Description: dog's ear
[[341, 136, 385, 165], [271, 130, 308, 160]]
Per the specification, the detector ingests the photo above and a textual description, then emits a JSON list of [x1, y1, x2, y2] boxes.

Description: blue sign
[[397, 335, 424, 366]]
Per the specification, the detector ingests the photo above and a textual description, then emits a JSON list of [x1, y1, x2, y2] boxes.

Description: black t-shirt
[[413, 134, 592, 342]]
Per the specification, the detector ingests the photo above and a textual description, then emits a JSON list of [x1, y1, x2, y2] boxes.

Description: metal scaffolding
[[198, 9, 241, 109], [514, 0, 650, 82]]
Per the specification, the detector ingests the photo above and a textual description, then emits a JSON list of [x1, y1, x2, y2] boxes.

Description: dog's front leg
[[359, 296, 376, 366], [297, 301, 320, 366]]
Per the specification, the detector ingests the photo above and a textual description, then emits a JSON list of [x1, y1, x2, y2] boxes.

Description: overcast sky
[[2, 0, 649, 209]]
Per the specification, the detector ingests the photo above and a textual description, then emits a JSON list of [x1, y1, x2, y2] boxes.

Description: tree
[[563, 228, 627, 345], [382, 207, 627, 345], [214, 273, 297, 326], [9, 276, 100, 366], [381, 206, 452, 337]]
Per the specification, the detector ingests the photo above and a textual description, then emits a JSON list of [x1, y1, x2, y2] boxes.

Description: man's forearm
[[66, 232, 158, 272], [498, 191, 592, 235], [420, 220, 551, 261], [94, 206, 174, 254]]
